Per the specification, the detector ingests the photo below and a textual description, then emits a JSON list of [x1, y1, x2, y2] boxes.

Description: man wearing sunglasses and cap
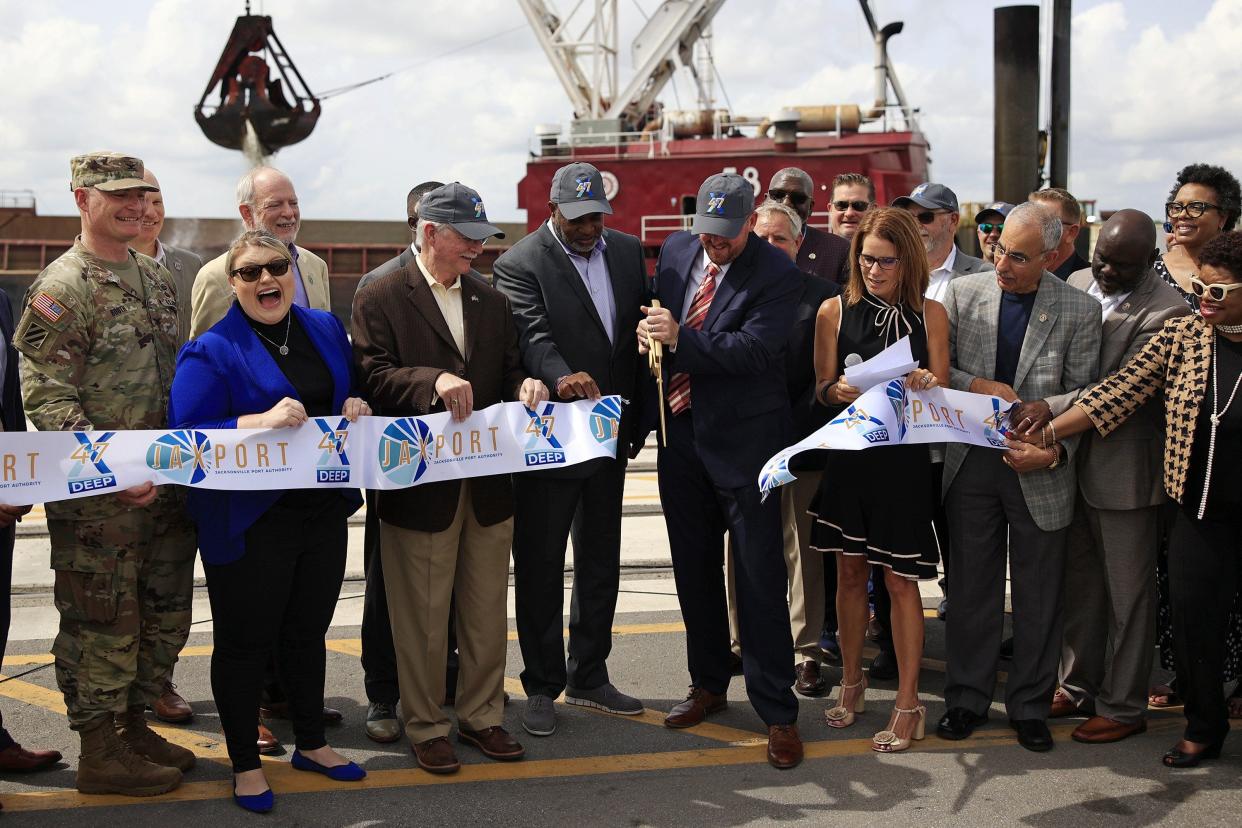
[[353, 182, 549, 774], [976, 202, 1015, 266], [14, 152, 196, 796], [639, 172, 805, 769], [893, 183, 989, 304], [492, 162, 648, 737]]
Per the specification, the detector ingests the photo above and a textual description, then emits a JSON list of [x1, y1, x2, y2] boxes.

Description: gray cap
[[418, 182, 505, 240], [691, 173, 755, 237], [892, 182, 959, 213], [974, 201, 1015, 223], [550, 162, 613, 220]]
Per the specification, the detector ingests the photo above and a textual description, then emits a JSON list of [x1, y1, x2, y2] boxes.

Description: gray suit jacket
[[1045, 267, 1191, 511], [942, 270, 1101, 531], [162, 244, 203, 344], [357, 244, 416, 295], [952, 248, 988, 276]]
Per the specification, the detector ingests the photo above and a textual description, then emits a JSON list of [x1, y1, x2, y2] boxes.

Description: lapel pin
[[1122, 302, 1131, 311], [470, 294, 480, 302], [1038, 312, 1048, 323], [808, 252, 817, 260]]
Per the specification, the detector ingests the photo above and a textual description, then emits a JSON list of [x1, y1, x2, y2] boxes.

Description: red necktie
[[667, 263, 719, 415]]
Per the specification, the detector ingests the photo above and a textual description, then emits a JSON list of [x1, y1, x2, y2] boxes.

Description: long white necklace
[[251, 315, 292, 356], [1197, 331, 1242, 519]]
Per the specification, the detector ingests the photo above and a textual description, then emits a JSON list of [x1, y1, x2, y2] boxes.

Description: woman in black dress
[[808, 208, 950, 752]]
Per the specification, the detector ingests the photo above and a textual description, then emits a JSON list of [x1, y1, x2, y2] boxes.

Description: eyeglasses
[[1166, 201, 1221, 219], [231, 259, 291, 282], [1189, 276, 1242, 303], [913, 209, 952, 225], [989, 242, 1037, 265], [978, 222, 1004, 234], [858, 253, 900, 271], [832, 199, 870, 212], [767, 188, 810, 207]]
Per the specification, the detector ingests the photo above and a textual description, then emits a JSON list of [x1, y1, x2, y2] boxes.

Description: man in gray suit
[[132, 168, 202, 346], [893, 183, 988, 304], [935, 203, 1101, 752], [1034, 211, 1189, 743], [492, 162, 648, 737]]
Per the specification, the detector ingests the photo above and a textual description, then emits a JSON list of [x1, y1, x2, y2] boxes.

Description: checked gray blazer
[[942, 270, 1101, 531]]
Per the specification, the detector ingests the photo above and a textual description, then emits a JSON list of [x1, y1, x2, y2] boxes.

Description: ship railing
[[0, 190, 36, 210], [532, 129, 668, 160]]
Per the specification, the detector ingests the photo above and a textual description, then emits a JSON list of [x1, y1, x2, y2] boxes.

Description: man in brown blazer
[[1040, 210, 1190, 742], [352, 182, 548, 775]]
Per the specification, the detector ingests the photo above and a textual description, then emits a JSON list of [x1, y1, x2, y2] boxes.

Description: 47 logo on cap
[[706, 192, 727, 215], [575, 174, 593, 198], [471, 196, 485, 218]]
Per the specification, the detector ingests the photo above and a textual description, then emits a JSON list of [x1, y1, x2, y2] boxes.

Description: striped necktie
[[667, 263, 720, 415]]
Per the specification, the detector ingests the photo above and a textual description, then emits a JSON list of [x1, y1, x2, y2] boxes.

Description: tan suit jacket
[[351, 266, 527, 533], [190, 244, 330, 338]]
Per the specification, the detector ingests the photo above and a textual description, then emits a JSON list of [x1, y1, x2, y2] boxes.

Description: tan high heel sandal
[[824, 677, 867, 728], [872, 704, 926, 752]]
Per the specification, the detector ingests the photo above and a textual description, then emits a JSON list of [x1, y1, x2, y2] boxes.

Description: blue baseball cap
[[974, 201, 1015, 223], [691, 173, 755, 237], [892, 182, 960, 213], [550, 162, 613, 220], [418, 182, 505, 241]]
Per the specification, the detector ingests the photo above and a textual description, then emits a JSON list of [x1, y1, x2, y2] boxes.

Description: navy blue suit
[[652, 231, 802, 725]]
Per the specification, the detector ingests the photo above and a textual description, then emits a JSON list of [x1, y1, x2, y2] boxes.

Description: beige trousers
[[380, 484, 513, 744]]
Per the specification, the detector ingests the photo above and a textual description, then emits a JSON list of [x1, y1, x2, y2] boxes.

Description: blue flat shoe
[[290, 750, 366, 782], [233, 786, 274, 814]]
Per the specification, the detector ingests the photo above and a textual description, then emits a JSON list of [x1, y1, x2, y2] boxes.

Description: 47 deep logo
[[315, 418, 352, 483], [67, 432, 118, 494], [145, 430, 211, 485], [524, 403, 565, 467], [830, 405, 890, 444]]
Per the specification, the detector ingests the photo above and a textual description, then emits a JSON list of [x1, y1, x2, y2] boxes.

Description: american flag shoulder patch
[[31, 292, 66, 323]]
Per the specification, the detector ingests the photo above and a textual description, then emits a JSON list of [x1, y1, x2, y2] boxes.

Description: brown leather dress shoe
[[767, 724, 803, 769], [256, 719, 282, 755], [413, 736, 461, 774], [152, 681, 193, 724], [259, 702, 343, 723], [664, 687, 727, 729], [794, 661, 827, 697], [457, 726, 525, 761], [1072, 715, 1147, 744], [0, 742, 63, 772], [1049, 688, 1082, 718]]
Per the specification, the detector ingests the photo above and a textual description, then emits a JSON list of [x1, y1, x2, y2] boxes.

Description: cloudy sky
[[1, 0, 1236, 223]]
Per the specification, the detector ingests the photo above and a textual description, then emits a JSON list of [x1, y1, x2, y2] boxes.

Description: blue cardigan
[[168, 303, 363, 564]]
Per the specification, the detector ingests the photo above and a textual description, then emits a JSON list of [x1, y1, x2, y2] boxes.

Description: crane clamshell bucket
[[194, 15, 320, 154]]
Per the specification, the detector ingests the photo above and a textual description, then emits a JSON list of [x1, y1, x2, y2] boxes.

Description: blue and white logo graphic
[[588, 397, 622, 454], [378, 418, 434, 485], [705, 192, 727, 215], [759, 456, 794, 493], [981, 398, 1012, 448], [315, 418, 352, 483], [67, 432, 119, 494], [471, 196, 485, 218], [830, 404, 890, 444], [885, 379, 908, 441], [574, 174, 593, 198], [523, 403, 565, 467], [146, 430, 211, 485]]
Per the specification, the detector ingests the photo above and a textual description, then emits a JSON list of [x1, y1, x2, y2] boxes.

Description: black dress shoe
[[1010, 718, 1054, 752], [936, 707, 987, 741], [1162, 738, 1224, 768], [868, 649, 898, 681], [936, 598, 948, 621]]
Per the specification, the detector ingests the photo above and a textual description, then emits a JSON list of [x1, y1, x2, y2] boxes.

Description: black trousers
[[0, 523, 14, 750], [1169, 506, 1242, 744], [659, 414, 797, 726], [513, 459, 625, 698], [205, 499, 347, 773]]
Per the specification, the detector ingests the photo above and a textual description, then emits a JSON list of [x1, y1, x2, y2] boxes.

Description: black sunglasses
[[832, 199, 870, 212], [978, 222, 1004, 234], [767, 188, 810, 207], [231, 259, 291, 282], [914, 209, 951, 225]]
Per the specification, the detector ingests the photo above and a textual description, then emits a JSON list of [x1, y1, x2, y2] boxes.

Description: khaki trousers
[[727, 471, 825, 664], [380, 484, 512, 744]]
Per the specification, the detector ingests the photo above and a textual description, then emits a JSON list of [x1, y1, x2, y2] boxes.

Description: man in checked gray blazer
[[1038, 211, 1190, 743], [935, 203, 1101, 751]]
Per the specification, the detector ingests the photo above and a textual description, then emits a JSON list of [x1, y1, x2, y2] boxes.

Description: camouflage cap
[[69, 152, 159, 193]]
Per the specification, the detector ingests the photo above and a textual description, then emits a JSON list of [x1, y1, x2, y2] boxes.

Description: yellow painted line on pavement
[[0, 716, 1184, 813]]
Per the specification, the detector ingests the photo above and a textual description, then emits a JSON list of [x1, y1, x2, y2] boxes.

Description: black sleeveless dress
[[807, 295, 940, 581]]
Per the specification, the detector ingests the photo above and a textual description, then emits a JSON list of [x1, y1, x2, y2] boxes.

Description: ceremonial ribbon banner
[[0, 397, 625, 507], [758, 379, 1017, 494]]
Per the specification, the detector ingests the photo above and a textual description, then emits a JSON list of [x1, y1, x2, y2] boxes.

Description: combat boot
[[77, 713, 182, 796], [117, 707, 197, 772]]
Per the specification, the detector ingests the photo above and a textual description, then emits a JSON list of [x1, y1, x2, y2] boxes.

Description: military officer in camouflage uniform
[[14, 152, 197, 797]]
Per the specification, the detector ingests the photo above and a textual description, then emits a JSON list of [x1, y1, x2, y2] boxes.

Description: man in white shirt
[[893, 183, 989, 303]]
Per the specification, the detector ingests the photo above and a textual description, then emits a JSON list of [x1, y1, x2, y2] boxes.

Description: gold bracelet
[[1049, 421, 1058, 446]]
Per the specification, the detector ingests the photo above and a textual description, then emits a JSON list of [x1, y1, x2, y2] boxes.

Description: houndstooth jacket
[[1076, 313, 1211, 505]]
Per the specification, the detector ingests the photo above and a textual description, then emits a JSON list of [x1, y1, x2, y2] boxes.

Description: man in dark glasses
[[765, 167, 850, 284], [827, 173, 874, 242], [975, 202, 1014, 265], [1030, 187, 1090, 281], [893, 183, 989, 304]]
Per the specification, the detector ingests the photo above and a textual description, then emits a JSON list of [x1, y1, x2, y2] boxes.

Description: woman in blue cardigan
[[169, 230, 367, 812]]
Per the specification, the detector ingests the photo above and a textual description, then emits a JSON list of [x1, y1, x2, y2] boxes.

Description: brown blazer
[[1076, 313, 1210, 506], [352, 265, 527, 532]]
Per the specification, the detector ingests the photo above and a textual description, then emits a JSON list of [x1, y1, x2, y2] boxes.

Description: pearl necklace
[[1197, 331, 1242, 520]]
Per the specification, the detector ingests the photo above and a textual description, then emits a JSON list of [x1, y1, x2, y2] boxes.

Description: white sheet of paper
[[843, 336, 918, 390]]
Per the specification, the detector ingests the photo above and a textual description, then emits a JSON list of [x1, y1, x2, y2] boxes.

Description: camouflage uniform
[[16, 237, 196, 730]]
